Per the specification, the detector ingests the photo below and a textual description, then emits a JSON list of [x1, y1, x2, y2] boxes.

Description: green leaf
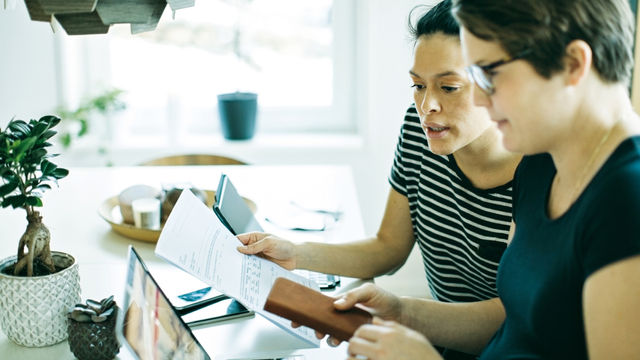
[[12, 136, 37, 162], [60, 133, 71, 148], [8, 120, 30, 136], [36, 184, 52, 191], [52, 168, 69, 179], [0, 168, 14, 180], [26, 196, 42, 207], [78, 119, 88, 136], [0, 180, 18, 197], [32, 122, 49, 137], [3, 194, 27, 209], [39, 130, 57, 142], [26, 148, 47, 162], [41, 160, 55, 175], [23, 164, 37, 174], [40, 115, 61, 128]]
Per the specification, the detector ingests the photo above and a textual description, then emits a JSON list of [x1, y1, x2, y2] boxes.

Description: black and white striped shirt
[[389, 105, 513, 302]]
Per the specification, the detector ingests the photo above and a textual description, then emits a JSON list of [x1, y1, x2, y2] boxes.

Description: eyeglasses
[[465, 50, 531, 95]]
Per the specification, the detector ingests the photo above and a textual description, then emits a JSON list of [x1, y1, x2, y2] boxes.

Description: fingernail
[[334, 298, 346, 305]]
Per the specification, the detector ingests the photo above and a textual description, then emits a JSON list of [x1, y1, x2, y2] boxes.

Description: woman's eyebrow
[[409, 70, 464, 78]]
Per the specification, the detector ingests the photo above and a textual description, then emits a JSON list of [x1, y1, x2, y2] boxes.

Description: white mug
[[131, 198, 161, 230]]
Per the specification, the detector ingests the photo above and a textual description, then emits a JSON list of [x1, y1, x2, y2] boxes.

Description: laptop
[[118, 246, 340, 360], [117, 246, 210, 360], [214, 174, 340, 290]]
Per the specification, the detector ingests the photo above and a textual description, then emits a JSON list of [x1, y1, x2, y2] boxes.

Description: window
[[69, 0, 356, 150]]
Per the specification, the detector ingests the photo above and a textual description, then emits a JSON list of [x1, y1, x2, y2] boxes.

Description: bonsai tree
[[0, 115, 69, 276]]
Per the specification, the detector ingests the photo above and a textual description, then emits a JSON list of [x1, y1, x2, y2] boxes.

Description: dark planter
[[217, 92, 258, 140], [67, 306, 121, 360]]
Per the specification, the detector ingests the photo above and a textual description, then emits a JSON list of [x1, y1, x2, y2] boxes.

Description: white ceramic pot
[[0, 251, 81, 347]]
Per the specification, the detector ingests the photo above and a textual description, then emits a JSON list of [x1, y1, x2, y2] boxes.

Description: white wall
[[0, 0, 434, 297], [0, 4, 59, 121]]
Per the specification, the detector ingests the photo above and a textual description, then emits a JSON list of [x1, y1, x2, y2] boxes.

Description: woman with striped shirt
[[238, 0, 520, 351]]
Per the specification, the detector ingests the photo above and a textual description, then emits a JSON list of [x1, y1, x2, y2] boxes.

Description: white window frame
[[55, 0, 358, 151]]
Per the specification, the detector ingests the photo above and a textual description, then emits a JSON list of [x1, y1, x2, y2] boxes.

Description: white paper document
[[155, 190, 320, 346]]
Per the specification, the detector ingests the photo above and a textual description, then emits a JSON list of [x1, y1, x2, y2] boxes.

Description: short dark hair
[[409, 0, 459, 43], [451, 0, 634, 84]]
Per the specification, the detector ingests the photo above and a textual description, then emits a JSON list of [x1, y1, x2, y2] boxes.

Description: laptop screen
[[117, 246, 211, 360]]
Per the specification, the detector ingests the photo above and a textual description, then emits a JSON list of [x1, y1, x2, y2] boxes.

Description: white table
[[0, 165, 366, 359]]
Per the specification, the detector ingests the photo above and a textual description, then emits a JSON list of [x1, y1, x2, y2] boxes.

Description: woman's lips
[[424, 126, 450, 139]]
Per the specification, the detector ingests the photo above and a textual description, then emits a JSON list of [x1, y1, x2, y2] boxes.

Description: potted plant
[[55, 88, 126, 149], [55, 88, 126, 166], [67, 296, 120, 360], [0, 115, 81, 347]]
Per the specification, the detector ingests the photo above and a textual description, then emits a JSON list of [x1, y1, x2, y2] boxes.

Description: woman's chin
[[427, 141, 455, 156]]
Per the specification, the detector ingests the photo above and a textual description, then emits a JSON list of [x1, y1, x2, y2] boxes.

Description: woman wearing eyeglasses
[[332, 0, 640, 359]]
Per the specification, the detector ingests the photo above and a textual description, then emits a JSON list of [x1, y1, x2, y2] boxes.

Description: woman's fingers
[[236, 233, 271, 254], [353, 321, 389, 342], [327, 336, 341, 347], [334, 283, 379, 310], [347, 334, 378, 359], [236, 232, 263, 245]]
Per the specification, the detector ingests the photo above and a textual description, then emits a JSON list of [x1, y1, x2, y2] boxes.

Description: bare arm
[[296, 188, 415, 277], [397, 296, 505, 354], [583, 254, 640, 359], [334, 283, 504, 356], [238, 188, 416, 278]]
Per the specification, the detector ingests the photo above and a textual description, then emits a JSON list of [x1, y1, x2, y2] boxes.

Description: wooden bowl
[[98, 190, 257, 243]]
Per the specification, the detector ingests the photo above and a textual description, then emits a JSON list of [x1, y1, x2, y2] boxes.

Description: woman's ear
[[563, 40, 592, 86]]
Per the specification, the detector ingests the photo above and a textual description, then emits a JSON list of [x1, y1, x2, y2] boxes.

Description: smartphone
[[181, 298, 254, 328], [214, 173, 263, 235]]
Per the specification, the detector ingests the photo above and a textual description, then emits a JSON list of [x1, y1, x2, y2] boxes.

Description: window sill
[[60, 132, 366, 166], [175, 132, 364, 149]]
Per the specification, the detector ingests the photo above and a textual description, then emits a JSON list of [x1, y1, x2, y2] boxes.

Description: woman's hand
[[335, 283, 403, 320], [347, 317, 442, 360], [236, 232, 297, 270], [309, 283, 405, 347]]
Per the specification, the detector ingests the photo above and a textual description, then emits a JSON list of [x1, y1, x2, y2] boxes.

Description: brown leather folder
[[263, 277, 372, 342]]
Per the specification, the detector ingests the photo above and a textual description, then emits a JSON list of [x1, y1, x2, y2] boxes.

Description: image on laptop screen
[[117, 246, 210, 360]]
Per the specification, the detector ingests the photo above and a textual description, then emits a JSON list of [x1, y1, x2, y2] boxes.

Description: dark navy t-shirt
[[480, 137, 640, 359]]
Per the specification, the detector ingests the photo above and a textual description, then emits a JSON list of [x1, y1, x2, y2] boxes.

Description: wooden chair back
[[139, 154, 247, 166]]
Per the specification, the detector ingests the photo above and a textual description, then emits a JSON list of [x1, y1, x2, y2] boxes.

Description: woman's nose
[[418, 90, 440, 114]]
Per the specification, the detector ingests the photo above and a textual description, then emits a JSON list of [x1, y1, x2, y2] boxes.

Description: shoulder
[[590, 136, 640, 204], [577, 137, 640, 276]]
